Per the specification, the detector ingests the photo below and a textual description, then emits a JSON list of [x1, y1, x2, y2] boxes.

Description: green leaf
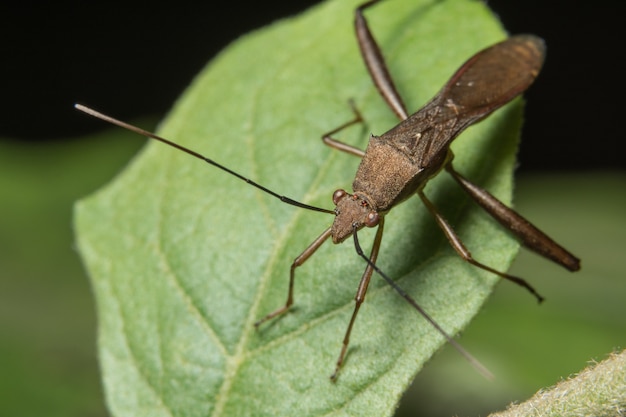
[[489, 350, 626, 417], [74, 0, 521, 416]]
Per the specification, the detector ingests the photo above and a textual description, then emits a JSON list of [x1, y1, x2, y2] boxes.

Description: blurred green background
[[1, 125, 624, 416], [0, 129, 145, 417]]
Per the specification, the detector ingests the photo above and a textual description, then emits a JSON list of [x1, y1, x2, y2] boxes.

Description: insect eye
[[365, 211, 379, 227], [332, 189, 348, 205]]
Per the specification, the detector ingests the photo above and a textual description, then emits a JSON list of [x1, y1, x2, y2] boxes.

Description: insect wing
[[442, 34, 546, 120], [380, 35, 545, 170]]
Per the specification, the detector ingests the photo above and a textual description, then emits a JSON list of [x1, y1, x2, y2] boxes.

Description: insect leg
[[418, 190, 545, 302], [351, 220, 494, 380], [324, 0, 415, 158], [254, 227, 333, 327], [331, 217, 385, 381], [355, 0, 409, 120], [322, 100, 366, 157], [446, 164, 581, 272]]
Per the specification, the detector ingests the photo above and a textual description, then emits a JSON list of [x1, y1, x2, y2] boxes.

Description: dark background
[[1, 1, 624, 172]]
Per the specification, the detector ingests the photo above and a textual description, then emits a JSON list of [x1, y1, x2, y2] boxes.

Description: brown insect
[[76, 0, 580, 381]]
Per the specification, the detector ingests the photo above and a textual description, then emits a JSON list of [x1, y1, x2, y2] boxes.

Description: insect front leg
[[331, 217, 385, 381], [254, 227, 332, 327], [418, 190, 545, 302], [445, 164, 581, 272]]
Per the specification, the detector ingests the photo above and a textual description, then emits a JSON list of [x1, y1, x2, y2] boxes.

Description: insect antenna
[[351, 226, 494, 380], [75, 104, 334, 215]]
